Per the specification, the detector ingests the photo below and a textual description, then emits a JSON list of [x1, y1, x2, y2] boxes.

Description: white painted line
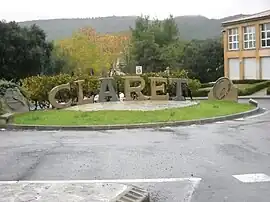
[[185, 178, 201, 202], [0, 177, 202, 184], [216, 121, 224, 124], [114, 185, 129, 199], [233, 173, 270, 183], [234, 118, 244, 121]]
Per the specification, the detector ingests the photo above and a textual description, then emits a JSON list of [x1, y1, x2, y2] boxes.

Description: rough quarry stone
[[0, 87, 30, 114]]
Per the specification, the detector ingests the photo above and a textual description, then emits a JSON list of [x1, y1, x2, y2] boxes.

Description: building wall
[[223, 18, 270, 80]]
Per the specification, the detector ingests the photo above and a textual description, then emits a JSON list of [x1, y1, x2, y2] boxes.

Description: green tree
[[182, 38, 224, 82], [128, 15, 182, 73], [0, 21, 53, 81], [43, 45, 76, 75]]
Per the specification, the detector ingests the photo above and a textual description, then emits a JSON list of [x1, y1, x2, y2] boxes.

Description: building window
[[228, 28, 239, 50], [243, 26, 256, 49], [261, 23, 270, 48]]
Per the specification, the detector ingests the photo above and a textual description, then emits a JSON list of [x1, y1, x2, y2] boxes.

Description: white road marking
[[0, 177, 202, 184], [184, 178, 201, 202], [216, 121, 224, 124], [234, 118, 245, 121], [233, 173, 270, 183]]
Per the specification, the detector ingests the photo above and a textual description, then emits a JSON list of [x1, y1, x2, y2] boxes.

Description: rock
[[0, 87, 30, 114]]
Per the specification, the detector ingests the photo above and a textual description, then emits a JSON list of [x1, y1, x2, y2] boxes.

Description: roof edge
[[222, 15, 270, 27], [222, 9, 270, 26]]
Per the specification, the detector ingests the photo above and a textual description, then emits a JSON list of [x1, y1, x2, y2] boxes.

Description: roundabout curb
[[2, 100, 261, 131], [194, 95, 270, 100]]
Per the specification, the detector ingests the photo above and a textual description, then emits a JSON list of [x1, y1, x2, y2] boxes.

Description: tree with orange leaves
[[56, 27, 129, 76]]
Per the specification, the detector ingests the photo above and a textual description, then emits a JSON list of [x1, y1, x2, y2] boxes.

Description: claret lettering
[[48, 76, 187, 109]]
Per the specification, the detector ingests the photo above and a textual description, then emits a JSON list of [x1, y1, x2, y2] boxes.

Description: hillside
[[18, 14, 249, 41]]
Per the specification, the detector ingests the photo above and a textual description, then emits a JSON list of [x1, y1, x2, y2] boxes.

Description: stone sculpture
[[48, 76, 189, 109], [98, 77, 119, 102], [124, 76, 149, 101], [149, 77, 169, 100], [208, 77, 238, 101], [0, 87, 30, 114]]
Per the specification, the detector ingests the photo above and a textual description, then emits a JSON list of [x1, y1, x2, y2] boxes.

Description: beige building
[[222, 10, 270, 80]]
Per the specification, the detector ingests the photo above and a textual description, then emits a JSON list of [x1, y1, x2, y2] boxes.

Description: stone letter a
[[98, 77, 119, 102]]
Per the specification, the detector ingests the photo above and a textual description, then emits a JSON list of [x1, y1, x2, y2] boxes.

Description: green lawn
[[234, 84, 252, 89], [13, 101, 254, 126]]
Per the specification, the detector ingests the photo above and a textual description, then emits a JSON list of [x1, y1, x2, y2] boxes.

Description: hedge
[[21, 71, 201, 109], [193, 80, 270, 97], [200, 79, 266, 89], [232, 79, 267, 84], [267, 86, 270, 95], [201, 83, 214, 88], [239, 81, 270, 96]]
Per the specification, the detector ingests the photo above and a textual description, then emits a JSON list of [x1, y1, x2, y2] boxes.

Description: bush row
[[200, 83, 214, 88], [232, 79, 267, 84], [239, 81, 270, 96], [200, 79, 266, 89], [21, 71, 201, 109], [193, 81, 270, 97], [267, 86, 270, 95]]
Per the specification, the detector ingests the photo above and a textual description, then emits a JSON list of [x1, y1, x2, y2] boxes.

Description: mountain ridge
[[17, 14, 249, 41]]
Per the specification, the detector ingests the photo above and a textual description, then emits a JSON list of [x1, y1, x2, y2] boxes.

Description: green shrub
[[0, 80, 20, 96], [0, 101, 3, 115], [200, 80, 265, 89], [193, 80, 270, 97], [21, 71, 201, 108], [192, 88, 209, 97], [21, 74, 100, 109], [232, 79, 267, 84], [188, 79, 201, 92], [267, 86, 270, 95], [238, 81, 270, 96], [201, 83, 214, 88]]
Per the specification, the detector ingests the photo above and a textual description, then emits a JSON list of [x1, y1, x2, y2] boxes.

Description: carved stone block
[[48, 83, 72, 109], [98, 77, 119, 102], [208, 77, 238, 102], [149, 77, 169, 100], [123, 76, 148, 101], [169, 78, 188, 101], [1, 87, 30, 113]]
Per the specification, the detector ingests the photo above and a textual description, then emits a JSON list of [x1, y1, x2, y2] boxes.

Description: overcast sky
[[1, 0, 269, 22]]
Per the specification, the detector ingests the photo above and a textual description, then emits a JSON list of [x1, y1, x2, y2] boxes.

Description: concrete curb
[[111, 186, 150, 202], [0, 113, 14, 126], [194, 96, 270, 100], [3, 102, 261, 131]]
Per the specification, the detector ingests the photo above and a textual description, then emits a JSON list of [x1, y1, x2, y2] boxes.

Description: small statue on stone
[[182, 83, 193, 101], [89, 68, 94, 76]]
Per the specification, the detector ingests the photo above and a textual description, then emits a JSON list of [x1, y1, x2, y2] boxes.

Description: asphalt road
[[0, 99, 270, 201]]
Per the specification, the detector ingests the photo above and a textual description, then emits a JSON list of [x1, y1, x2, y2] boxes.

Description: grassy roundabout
[[12, 101, 255, 126]]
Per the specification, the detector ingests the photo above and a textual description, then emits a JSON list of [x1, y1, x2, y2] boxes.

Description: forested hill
[[18, 14, 248, 41]]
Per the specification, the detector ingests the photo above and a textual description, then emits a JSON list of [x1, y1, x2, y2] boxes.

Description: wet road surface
[[0, 99, 270, 201]]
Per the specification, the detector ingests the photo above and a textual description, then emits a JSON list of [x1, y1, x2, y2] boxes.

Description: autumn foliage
[[56, 27, 130, 75]]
